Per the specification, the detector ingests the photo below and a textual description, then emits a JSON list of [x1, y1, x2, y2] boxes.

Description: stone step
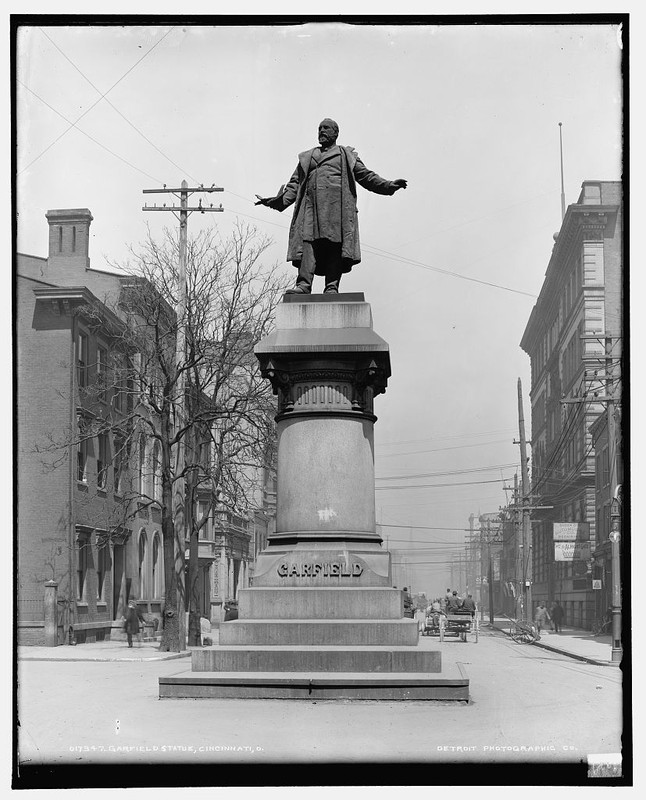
[[159, 665, 469, 701], [218, 619, 419, 646], [192, 645, 440, 673], [238, 586, 404, 619]]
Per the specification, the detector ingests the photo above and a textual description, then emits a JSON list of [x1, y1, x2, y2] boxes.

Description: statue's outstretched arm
[[353, 155, 407, 195], [255, 166, 300, 210]]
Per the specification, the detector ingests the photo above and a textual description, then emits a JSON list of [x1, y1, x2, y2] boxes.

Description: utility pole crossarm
[[142, 207, 224, 213], [143, 186, 224, 193]]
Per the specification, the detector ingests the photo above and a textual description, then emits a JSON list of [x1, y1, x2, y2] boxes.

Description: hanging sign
[[554, 541, 592, 561], [553, 522, 590, 541]]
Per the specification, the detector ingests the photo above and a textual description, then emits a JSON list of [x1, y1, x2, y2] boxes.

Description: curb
[[18, 651, 192, 664], [530, 639, 620, 668], [491, 624, 619, 668]]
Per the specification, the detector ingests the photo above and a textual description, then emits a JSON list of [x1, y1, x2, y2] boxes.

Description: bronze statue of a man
[[255, 119, 407, 294]]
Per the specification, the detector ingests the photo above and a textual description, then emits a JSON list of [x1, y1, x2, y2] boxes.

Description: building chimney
[[45, 208, 93, 271]]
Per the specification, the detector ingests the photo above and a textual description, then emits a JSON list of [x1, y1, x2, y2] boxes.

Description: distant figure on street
[[402, 587, 414, 619], [255, 118, 407, 294], [200, 616, 213, 646], [447, 590, 463, 612], [534, 602, 551, 634], [124, 600, 145, 648], [462, 594, 477, 618], [550, 600, 564, 633]]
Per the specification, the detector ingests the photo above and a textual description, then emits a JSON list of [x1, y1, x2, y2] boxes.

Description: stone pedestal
[[159, 294, 468, 701]]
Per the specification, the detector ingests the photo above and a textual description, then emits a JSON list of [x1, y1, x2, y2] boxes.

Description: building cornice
[[520, 201, 619, 354], [33, 285, 126, 336]]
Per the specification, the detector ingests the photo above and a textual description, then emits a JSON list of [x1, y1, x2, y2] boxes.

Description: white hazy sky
[[14, 16, 625, 596]]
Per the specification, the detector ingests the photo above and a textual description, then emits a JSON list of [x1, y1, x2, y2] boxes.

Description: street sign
[[553, 522, 590, 541], [554, 541, 592, 561]]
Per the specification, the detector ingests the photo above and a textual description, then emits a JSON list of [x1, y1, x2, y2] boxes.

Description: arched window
[[152, 533, 162, 598], [138, 529, 148, 599]]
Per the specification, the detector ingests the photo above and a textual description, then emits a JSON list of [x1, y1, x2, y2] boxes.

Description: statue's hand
[[255, 194, 270, 206], [393, 178, 408, 190]]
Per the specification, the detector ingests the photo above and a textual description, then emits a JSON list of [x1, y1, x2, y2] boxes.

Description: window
[[77, 331, 88, 387], [152, 441, 161, 502], [138, 530, 148, 599], [97, 544, 110, 601], [58, 226, 63, 253], [72, 226, 77, 253], [113, 434, 125, 495], [138, 435, 147, 496], [152, 533, 162, 598], [602, 446, 610, 487], [197, 500, 211, 539], [77, 536, 89, 600], [77, 416, 89, 483], [97, 433, 109, 490], [97, 345, 108, 401], [113, 355, 126, 412]]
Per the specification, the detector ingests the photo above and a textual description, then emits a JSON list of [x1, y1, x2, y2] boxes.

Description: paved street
[[16, 625, 623, 773]]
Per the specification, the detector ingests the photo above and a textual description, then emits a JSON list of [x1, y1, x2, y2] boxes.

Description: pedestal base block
[[192, 645, 441, 673], [159, 664, 470, 701], [218, 619, 419, 646]]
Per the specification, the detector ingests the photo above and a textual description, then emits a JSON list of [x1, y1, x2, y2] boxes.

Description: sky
[[13, 17, 625, 598]]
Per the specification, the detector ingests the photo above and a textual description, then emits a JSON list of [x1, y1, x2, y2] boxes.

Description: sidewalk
[[17, 639, 193, 663], [489, 615, 622, 667], [17, 621, 623, 666]]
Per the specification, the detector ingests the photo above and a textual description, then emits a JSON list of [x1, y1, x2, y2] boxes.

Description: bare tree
[[38, 221, 289, 651]]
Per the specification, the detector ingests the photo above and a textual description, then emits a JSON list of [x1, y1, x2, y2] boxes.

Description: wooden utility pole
[[563, 333, 622, 660], [513, 473, 523, 620], [517, 378, 533, 623], [603, 335, 622, 663], [142, 181, 224, 649]]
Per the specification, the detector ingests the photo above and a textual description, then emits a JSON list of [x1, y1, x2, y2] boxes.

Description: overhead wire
[[19, 30, 544, 300], [19, 26, 176, 176], [376, 462, 519, 481], [37, 26, 194, 183]]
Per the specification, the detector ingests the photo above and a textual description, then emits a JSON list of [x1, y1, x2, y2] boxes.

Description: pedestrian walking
[[124, 600, 145, 648], [550, 600, 564, 633], [534, 602, 551, 634]]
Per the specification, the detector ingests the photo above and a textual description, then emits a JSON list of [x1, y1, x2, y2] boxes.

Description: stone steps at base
[[159, 665, 469, 701], [218, 619, 419, 646], [192, 645, 440, 673]]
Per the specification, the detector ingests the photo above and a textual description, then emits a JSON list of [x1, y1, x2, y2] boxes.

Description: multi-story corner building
[[17, 208, 275, 644], [17, 209, 162, 644], [520, 181, 622, 630]]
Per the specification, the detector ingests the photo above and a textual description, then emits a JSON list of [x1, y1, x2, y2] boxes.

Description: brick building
[[17, 209, 163, 644], [17, 208, 275, 644], [520, 181, 622, 629]]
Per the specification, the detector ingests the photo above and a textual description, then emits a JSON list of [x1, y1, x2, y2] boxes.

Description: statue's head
[[318, 118, 339, 147]]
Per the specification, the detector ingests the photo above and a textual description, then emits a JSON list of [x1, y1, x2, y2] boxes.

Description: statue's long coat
[[271, 145, 399, 274]]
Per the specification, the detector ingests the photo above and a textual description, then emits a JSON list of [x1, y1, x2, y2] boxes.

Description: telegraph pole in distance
[[517, 378, 533, 624], [142, 180, 224, 649]]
